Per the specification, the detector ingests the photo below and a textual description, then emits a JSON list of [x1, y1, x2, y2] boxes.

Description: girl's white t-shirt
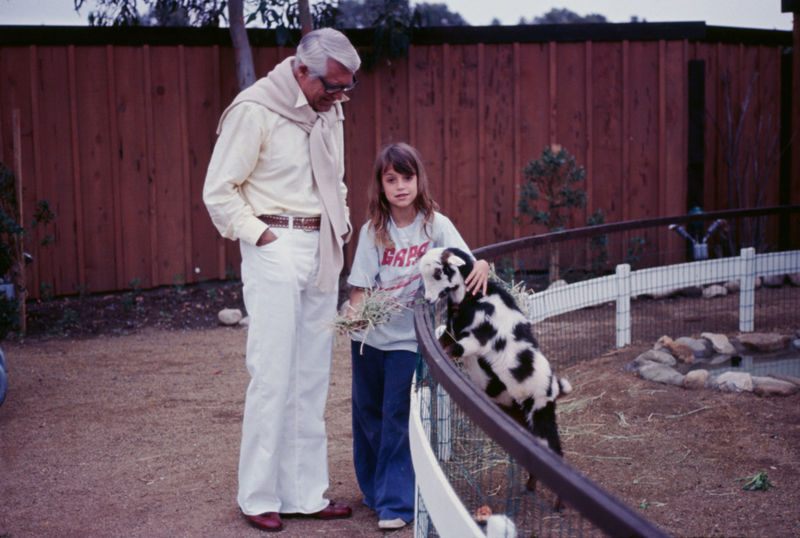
[[347, 211, 472, 352]]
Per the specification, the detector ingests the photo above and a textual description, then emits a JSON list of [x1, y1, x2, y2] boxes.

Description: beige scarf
[[217, 57, 351, 294]]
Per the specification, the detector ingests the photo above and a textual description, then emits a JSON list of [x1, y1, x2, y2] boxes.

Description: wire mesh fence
[[414, 357, 606, 538], [479, 207, 800, 368], [412, 206, 799, 538]]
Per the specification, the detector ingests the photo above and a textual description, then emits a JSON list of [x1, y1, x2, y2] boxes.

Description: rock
[[654, 335, 674, 348], [725, 278, 763, 291], [702, 285, 728, 299], [654, 336, 695, 364], [710, 372, 753, 392], [678, 286, 703, 298], [753, 376, 800, 397], [701, 332, 736, 354], [683, 369, 708, 390], [650, 288, 680, 300], [762, 274, 785, 287], [789, 273, 800, 287], [218, 308, 243, 325], [238, 316, 250, 327], [737, 333, 791, 352], [676, 337, 715, 359], [767, 373, 800, 386], [637, 361, 685, 386], [634, 349, 677, 367], [547, 279, 567, 290], [724, 280, 740, 293]]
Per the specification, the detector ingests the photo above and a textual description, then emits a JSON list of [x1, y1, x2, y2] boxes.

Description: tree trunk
[[298, 0, 313, 35], [227, 0, 256, 90]]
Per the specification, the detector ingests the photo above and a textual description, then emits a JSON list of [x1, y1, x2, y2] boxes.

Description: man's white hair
[[293, 28, 361, 77]]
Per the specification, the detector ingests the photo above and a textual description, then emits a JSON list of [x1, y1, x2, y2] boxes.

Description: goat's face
[[419, 247, 470, 304]]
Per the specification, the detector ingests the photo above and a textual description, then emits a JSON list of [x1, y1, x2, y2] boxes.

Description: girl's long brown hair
[[367, 143, 439, 249]]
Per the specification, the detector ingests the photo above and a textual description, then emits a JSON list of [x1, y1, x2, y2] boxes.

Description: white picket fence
[[527, 248, 800, 344]]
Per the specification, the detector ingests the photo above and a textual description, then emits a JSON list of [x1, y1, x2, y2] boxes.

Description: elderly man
[[203, 28, 360, 533]]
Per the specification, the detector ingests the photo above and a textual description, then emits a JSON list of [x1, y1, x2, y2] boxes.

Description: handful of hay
[[327, 286, 406, 340], [488, 263, 534, 317]]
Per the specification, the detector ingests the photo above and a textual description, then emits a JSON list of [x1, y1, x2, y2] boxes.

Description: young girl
[[346, 143, 489, 530]]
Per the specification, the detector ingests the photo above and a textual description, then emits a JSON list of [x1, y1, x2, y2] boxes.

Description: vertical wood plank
[[67, 45, 86, 289], [664, 40, 689, 262], [409, 46, 445, 209], [342, 55, 377, 267], [143, 45, 160, 287], [75, 46, 115, 293], [793, 15, 800, 218], [374, 64, 382, 150], [106, 45, 125, 289], [28, 45, 44, 297], [761, 45, 782, 209], [556, 42, 586, 227], [443, 43, 452, 214], [150, 46, 186, 287], [659, 40, 667, 220], [628, 41, 659, 221], [592, 41, 624, 225], [113, 46, 152, 289], [447, 44, 480, 246], [32, 46, 79, 295], [622, 40, 630, 223], [378, 56, 410, 145], [178, 45, 193, 282], [513, 42, 521, 240], [186, 46, 224, 283], [549, 41, 557, 145], [517, 42, 550, 241], [408, 45, 416, 148], [477, 43, 486, 247], [664, 39, 688, 216], [12, 109, 26, 330], [482, 44, 515, 246], [585, 41, 593, 215], [213, 45, 226, 281]]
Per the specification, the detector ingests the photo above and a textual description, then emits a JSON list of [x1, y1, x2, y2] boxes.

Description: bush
[[517, 145, 587, 232], [0, 162, 56, 339]]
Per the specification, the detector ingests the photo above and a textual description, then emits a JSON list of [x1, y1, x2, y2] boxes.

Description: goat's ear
[[443, 251, 466, 268]]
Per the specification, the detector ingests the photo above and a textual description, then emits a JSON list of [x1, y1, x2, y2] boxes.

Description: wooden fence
[[0, 23, 794, 297]]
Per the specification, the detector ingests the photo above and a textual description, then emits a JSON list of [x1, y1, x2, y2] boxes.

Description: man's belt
[[258, 214, 321, 231]]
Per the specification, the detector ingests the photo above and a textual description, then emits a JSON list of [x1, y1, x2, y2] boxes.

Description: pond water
[[679, 346, 800, 378]]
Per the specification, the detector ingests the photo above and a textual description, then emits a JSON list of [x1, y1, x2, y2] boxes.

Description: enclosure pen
[[411, 206, 799, 537]]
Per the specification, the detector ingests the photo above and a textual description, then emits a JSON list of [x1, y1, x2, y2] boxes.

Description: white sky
[[0, 0, 794, 31]]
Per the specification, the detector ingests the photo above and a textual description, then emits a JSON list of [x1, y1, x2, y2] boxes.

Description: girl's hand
[[340, 287, 368, 334], [465, 259, 490, 296]]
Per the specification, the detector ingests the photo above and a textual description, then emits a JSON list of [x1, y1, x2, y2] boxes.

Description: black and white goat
[[419, 247, 572, 462]]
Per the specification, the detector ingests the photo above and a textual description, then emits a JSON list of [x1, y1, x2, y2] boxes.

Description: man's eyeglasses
[[317, 75, 359, 94]]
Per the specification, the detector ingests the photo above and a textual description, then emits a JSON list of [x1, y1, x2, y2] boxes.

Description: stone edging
[[623, 330, 800, 397]]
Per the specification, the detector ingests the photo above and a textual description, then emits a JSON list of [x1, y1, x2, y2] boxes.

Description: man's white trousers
[[237, 227, 337, 516]]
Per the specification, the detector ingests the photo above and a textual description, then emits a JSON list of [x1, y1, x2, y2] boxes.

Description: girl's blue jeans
[[350, 340, 416, 522]]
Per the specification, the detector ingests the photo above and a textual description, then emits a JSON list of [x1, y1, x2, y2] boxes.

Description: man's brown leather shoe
[[311, 501, 352, 519], [244, 511, 283, 532], [284, 501, 352, 520]]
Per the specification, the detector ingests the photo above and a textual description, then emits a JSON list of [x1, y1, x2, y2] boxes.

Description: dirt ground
[[1, 281, 799, 537], [557, 346, 800, 538]]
